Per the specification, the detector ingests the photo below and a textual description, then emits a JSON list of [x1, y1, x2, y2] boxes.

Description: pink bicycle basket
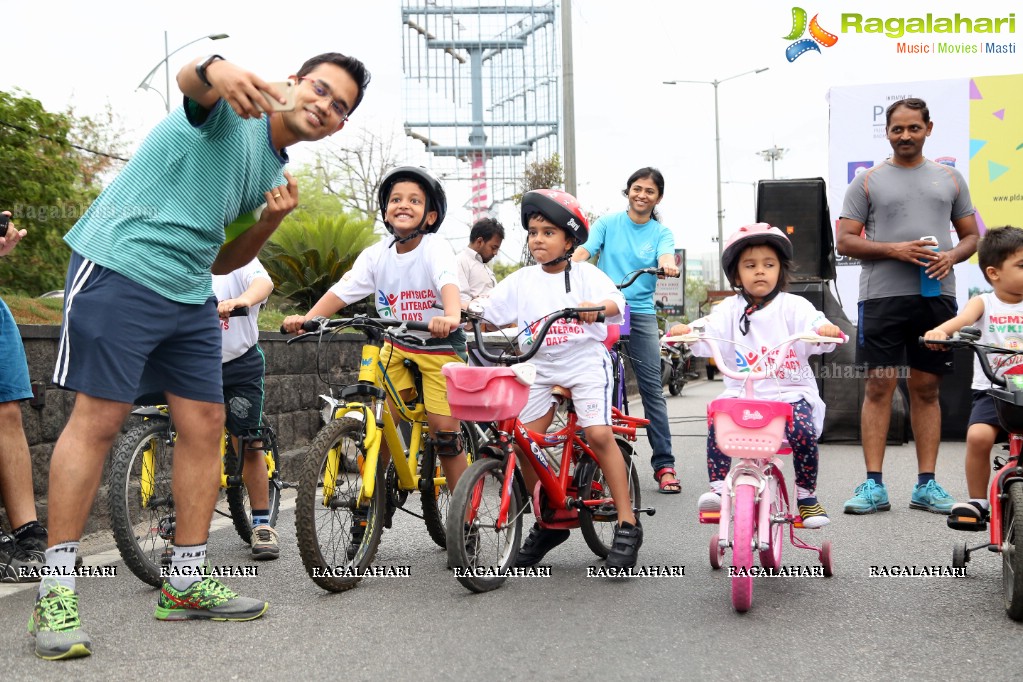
[[441, 364, 531, 421], [708, 398, 793, 459]]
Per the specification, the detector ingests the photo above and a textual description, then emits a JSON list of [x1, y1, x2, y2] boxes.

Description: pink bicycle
[[666, 328, 844, 612]]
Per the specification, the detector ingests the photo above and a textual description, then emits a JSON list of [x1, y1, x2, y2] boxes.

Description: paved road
[[3, 378, 1023, 680]]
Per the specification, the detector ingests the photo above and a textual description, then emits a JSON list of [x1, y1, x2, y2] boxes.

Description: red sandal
[[654, 467, 681, 494]]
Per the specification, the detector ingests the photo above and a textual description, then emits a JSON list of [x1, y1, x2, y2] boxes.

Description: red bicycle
[[927, 326, 1023, 620], [442, 306, 654, 593]]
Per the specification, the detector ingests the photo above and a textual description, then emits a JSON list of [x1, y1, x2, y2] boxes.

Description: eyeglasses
[[297, 77, 350, 121]]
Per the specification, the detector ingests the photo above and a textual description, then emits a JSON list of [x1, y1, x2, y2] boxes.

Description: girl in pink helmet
[[670, 223, 844, 527]]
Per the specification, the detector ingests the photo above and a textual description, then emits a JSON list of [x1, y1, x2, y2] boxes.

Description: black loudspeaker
[[788, 281, 908, 444], [757, 178, 836, 281]]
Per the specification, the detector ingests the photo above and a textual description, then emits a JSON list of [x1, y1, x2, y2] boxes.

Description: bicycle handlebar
[[918, 326, 1023, 388], [281, 315, 432, 344], [616, 267, 679, 291], [663, 331, 845, 384], [462, 306, 606, 366]]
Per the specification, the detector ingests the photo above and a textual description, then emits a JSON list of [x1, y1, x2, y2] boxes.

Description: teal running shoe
[[909, 480, 955, 514], [842, 480, 891, 514]]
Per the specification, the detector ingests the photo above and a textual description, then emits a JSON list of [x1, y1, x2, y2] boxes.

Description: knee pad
[[430, 430, 464, 458]]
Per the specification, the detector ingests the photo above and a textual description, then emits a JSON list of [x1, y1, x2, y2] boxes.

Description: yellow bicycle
[[290, 316, 476, 592], [107, 405, 282, 587]]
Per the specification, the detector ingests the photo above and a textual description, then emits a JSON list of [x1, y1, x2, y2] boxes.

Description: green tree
[[516, 153, 565, 265], [0, 91, 128, 294], [259, 212, 379, 311], [684, 275, 709, 322], [492, 261, 521, 283]]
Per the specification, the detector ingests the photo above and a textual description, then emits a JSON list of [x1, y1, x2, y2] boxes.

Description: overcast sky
[[3, 0, 1020, 264]]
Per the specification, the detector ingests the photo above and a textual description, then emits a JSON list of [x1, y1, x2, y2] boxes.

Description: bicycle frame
[[322, 338, 434, 508]]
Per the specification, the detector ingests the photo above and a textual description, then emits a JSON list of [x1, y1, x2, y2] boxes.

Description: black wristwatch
[[195, 54, 225, 88]]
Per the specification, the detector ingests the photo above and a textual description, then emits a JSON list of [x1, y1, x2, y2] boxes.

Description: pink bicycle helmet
[[520, 189, 589, 245], [720, 223, 793, 285]]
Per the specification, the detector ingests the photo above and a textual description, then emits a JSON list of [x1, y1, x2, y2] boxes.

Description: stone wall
[[11, 326, 362, 535]]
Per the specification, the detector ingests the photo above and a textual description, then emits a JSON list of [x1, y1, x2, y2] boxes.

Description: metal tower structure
[[400, 1, 561, 221]]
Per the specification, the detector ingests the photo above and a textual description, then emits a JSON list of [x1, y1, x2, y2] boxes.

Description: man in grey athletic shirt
[[836, 97, 979, 516]]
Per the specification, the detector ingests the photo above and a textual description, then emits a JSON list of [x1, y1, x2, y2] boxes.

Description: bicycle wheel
[[445, 457, 523, 593], [731, 484, 756, 612], [108, 419, 175, 588], [295, 417, 384, 592], [1002, 482, 1023, 620], [226, 427, 282, 544], [421, 422, 479, 549], [709, 533, 724, 570], [820, 540, 834, 577], [952, 541, 969, 570], [758, 470, 784, 570], [578, 438, 642, 558]]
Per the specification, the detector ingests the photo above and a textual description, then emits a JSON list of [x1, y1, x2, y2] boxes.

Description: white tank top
[[972, 292, 1023, 390]]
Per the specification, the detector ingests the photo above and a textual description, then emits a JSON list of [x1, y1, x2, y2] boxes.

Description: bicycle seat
[[552, 385, 572, 401], [603, 324, 620, 351]]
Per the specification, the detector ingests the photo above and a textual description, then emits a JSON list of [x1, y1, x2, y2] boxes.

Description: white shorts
[[519, 353, 614, 428]]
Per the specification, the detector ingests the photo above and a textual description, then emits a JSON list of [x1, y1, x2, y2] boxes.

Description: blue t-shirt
[[579, 211, 674, 314], [64, 99, 287, 304]]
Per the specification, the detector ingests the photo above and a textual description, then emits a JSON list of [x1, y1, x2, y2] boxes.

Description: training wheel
[[820, 540, 834, 577], [709, 533, 723, 570], [952, 541, 969, 569]]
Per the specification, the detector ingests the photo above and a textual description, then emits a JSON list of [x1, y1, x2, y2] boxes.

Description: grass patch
[[5, 295, 64, 324]]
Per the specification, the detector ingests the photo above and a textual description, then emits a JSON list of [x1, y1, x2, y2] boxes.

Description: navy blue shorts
[[969, 390, 1008, 441], [856, 295, 956, 374], [223, 345, 266, 435], [53, 253, 223, 404], [0, 297, 32, 403]]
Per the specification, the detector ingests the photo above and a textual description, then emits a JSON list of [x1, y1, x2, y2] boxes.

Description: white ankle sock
[[39, 542, 79, 597]]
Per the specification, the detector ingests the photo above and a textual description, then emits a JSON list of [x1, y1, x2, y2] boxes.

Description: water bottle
[[919, 235, 941, 298]]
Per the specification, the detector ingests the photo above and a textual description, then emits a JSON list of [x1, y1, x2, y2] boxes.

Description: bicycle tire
[[446, 457, 523, 593], [709, 533, 724, 570], [667, 369, 685, 396], [578, 438, 642, 558], [421, 422, 479, 549], [225, 427, 282, 544], [758, 470, 784, 570], [295, 417, 384, 592], [731, 484, 755, 612], [108, 419, 175, 588], [820, 539, 834, 578], [1003, 482, 1023, 620], [952, 541, 969, 570]]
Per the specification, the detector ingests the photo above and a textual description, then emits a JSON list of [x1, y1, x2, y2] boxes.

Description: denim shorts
[[53, 252, 223, 404], [0, 297, 32, 403]]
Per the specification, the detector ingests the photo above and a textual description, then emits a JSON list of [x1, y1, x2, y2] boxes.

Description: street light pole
[[663, 67, 769, 290], [138, 31, 229, 113]]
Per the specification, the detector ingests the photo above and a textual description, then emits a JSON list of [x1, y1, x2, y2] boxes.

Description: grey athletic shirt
[[840, 159, 974, 301]]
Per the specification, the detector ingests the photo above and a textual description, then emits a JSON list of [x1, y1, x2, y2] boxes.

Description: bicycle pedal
[[698, 511, 720, 524], [634, 506, 656, 517], [280, 481, 298, 490], [947, 515, 988, 532]]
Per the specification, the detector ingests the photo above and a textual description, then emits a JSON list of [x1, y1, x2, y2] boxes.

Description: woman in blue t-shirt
[[572, 167, 682, 493]]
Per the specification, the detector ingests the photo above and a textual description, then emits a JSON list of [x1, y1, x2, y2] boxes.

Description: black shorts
[[856, 295, 956, 374], [969, 391, 1008, 441], [222, 345, 266, 436]]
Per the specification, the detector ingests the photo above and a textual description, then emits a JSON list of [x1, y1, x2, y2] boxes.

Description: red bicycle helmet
[[720, 223, 793, 284], [520, 189, 589, 244], [378, 165, 447, 235]]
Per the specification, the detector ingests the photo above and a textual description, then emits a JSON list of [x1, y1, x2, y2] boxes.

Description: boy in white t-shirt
[[282, 166, 468, 553], [213, 258, 277, 559], [924, 226, 1023, 528], [471, 189, 643, 570]]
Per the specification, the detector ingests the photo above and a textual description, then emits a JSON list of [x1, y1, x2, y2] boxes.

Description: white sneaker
[[698, 491, 722, 512]]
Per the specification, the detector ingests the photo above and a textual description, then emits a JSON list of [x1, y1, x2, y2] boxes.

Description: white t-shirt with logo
[[329, 234, 460, 342], [213, 258, 273, 363], [473, 262, 625, 383], [972, 292, 1023, 390], [688, 293, 839, 436]]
